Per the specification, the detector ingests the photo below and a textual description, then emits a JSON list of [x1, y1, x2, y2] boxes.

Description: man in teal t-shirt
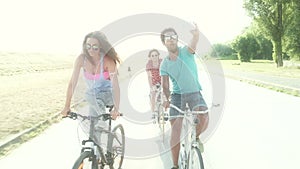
[[160, 26, 208, 169], [160, 45, 201, 94]]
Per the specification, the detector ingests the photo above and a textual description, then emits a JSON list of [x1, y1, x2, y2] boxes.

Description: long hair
[[82, 31, 120, 65], [148, 49, 160, 58]]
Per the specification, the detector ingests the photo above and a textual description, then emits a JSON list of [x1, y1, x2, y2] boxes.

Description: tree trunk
[[273, 40, 283, 67], [275, 1, 284, 67]]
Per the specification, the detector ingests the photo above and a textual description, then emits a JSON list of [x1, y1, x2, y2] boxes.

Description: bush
[[232, 35, 260, 62], [210, 43, 237, 59]]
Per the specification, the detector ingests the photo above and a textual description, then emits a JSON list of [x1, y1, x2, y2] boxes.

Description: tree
[[244, 0, 293, 67], [255, 34, 274, 60], [284, 0, 300, 60], [232, 34, 260, 62], [243, 22, 274, 60]]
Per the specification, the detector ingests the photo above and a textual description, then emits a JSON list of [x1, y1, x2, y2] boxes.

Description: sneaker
[[196, 138, 204, 153], [163, 113, 169, 121]]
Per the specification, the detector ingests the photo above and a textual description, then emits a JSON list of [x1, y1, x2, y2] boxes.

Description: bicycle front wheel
[[157, 103, 168, 142], [108, 124, 125, 169], [72, 151, 99, 169], [187, 147, 204, 169]]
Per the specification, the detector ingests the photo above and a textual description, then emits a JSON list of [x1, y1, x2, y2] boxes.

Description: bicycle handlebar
[[169, 103, 220, 115], [63, 112, 123, 121]]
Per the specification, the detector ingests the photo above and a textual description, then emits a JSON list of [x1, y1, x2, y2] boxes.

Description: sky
[[0, 0, 251, 54]]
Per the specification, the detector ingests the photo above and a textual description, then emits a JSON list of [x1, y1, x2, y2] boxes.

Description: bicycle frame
[[155, 85, 164, 116], [151, 84, 168, 142], [170, 104, 208, 142], [152, 84, 163, 116], [75, 113, 114, 166], [67, 108, 123, 168], [169, 104, 208, 169]]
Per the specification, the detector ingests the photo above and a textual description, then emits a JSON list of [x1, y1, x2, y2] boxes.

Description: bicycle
[[169, 104, 218, 169], [64, 105, 125, 169], [151, 84, 168, 142]]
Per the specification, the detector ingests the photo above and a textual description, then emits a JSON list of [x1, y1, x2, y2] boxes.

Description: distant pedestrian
[[128, 66, 132, 77]]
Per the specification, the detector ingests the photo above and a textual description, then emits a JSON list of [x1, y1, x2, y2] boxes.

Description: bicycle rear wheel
[[72, 151, 99, 169], [187, 147, 204, 169], [108, 124, 125, 169]]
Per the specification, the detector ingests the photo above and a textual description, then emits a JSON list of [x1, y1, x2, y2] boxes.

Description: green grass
[[219, 60, 300, 79]]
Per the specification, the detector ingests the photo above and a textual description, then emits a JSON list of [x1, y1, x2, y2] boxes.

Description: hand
[[61, 107, 71, 117], [163, 100, 170, 111], [151, 85, 157, 92], [110, 109, 120, 120], [190, 23, 199, 37]]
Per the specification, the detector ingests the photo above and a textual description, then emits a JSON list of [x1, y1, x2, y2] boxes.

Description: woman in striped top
[[146, 49, 162, 113]]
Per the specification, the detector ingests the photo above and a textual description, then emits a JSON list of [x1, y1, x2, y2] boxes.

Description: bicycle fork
[[180, 115, 199, 169], [191, 114, 199, 148], [179, 118, 190, 169]]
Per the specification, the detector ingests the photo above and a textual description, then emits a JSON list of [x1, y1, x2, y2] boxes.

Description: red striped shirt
[[146, 59, 162, 85]]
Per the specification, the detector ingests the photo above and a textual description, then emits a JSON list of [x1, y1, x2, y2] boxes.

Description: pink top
[[83, 55, 110, 80], [84, 71, 109, 80], [83, 54, 112, 93]]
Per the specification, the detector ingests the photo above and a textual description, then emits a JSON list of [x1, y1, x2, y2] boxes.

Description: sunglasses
[[164, 34, 178, 42], [86, 44, 100, 51], [150, 54, 159, 57]]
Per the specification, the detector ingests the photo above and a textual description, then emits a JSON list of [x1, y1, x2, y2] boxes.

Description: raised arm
[[188, 23, 200, 54]]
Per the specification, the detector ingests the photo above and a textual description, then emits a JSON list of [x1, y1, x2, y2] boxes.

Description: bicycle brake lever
[[69, 112, 77, 120]]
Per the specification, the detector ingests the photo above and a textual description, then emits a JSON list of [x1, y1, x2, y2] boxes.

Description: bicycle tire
[[72, 151, 99, 169], [187, 147, 204, 169], [107, 124, 125, 169]]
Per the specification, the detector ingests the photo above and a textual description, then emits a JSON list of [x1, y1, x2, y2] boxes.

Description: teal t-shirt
[[160, 46, 202, 94]]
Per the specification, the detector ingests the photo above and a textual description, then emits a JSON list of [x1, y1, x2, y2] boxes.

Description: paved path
[[224, 69, 300, 90]]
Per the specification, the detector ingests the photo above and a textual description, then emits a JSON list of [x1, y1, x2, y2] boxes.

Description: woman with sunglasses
[[146, 49, 162, 114], [61, 31, 121, 120]]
